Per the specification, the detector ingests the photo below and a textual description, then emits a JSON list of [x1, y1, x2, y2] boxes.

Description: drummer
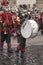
[[15, 11, 26, 58]]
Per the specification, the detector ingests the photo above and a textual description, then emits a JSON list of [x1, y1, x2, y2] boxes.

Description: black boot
[[21, 51, 24, 58], [41, 31, 43, 35], [7, 48, 13, 53], [15, 48, 19, 56]]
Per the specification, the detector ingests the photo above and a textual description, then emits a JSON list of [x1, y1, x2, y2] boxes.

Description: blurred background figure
[[1, 0, 9, 6], [38, 12, 43, 35], [32, 4, 40, 22]]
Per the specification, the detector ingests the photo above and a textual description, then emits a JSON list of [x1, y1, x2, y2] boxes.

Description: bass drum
[[21, 20, 32, 38], [29, 19, 39, 38]]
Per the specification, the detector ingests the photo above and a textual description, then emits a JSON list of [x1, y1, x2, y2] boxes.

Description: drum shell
[[21, 20, 32, 38], [21, 19, 38, 38], [29, 19, 38, 38]]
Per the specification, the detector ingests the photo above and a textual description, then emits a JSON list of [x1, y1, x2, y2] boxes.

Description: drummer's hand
[[17, 21, 21, 25]]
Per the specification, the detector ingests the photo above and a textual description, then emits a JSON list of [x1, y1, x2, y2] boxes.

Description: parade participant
[[15, 12, 26, 58], [0, 8, 4, 48], [0, 0, 14, 53], [11, 9, 17, 38], [1, 0, 9, 6], [38, 12, 43, 34]]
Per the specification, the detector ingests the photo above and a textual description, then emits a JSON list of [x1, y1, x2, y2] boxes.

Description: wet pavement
[[0, 31, 43, 65], [0, 45, 43, 65]]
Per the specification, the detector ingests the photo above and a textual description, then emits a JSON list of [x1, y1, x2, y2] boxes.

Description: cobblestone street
[[0, 32, 43, 65]]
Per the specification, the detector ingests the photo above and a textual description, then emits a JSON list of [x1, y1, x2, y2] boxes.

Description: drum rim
[[21, 20, 32, 38]]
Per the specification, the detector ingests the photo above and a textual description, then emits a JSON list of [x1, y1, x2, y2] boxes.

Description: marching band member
[[0, 1, 14, 53], [11, 9, 17, 38], [15, 12, 26, 58]]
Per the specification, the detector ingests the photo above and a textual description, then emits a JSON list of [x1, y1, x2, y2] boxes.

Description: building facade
[[0, 0, 43, 11], [16, 0, 36, 7], [36, 0, 43, 12]]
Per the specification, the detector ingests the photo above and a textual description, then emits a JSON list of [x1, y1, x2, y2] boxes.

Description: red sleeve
[[1, 0, 9, 6]]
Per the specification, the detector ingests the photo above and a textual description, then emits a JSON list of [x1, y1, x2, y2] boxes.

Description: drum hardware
[[22, 22, 26, 29]]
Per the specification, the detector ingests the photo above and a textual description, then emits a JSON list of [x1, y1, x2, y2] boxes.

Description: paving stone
[[0, 45, 43, 65]]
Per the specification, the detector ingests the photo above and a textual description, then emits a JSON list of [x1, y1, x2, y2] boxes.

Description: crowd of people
[[0, 0, 43, 58]]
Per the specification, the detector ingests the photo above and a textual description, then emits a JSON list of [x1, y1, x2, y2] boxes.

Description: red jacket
[[38, 12, 43, 25], [0, 11, 13, 33]]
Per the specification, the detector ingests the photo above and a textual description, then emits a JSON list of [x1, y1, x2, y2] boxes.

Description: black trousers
[[39, 24, 43, 30], [1, 32, 11, 43], [18, 35, 26, 47]]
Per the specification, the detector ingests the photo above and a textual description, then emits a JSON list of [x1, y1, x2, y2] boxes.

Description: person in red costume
[[0, 1, 14, 53], [38, 12, 43, 34]]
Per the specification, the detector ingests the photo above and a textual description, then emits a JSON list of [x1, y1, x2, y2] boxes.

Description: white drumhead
[[29, 19, 38, 37], [21, 20, 32, 38]]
